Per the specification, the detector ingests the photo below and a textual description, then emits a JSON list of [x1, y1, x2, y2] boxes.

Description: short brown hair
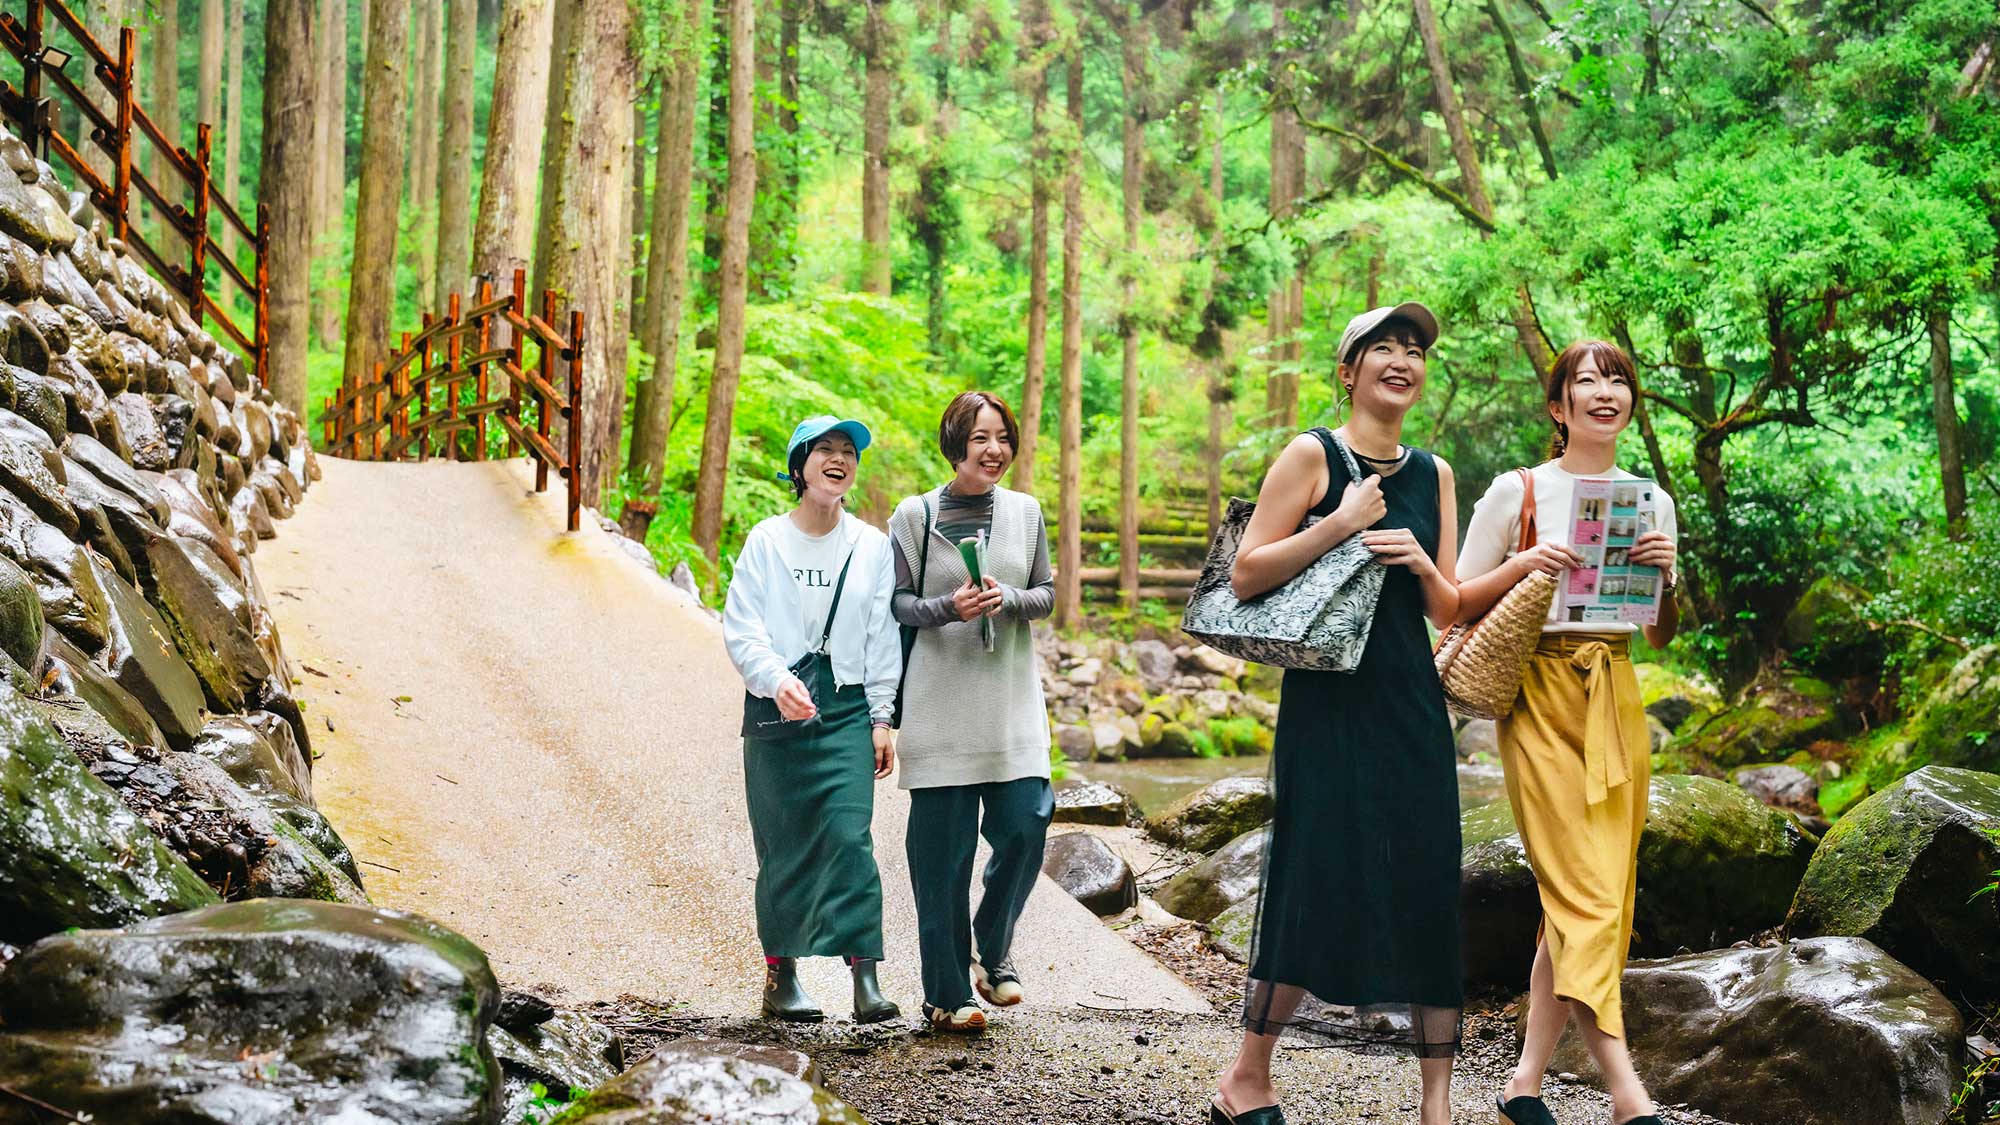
[[938, 391, 1021, 465], [1545, 340, 1640, 456]]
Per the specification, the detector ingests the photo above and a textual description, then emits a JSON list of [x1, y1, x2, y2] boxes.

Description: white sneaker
[[971, 957, 1023, 1006]]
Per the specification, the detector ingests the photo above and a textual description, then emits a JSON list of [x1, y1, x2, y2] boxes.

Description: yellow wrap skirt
[[1496, 633, 1650, 1038]]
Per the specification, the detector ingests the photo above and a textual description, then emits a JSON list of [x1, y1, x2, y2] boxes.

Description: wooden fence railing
[[0, 0, 267, 384], [322, 269, 585, 532]]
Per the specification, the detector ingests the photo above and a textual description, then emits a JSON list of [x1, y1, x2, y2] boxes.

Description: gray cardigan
[[888, 486, 1053, 789]]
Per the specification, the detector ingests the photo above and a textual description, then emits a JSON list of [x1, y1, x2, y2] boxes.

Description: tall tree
[[858, 0, 894, 293], [406, 0, 444, 302], [913, 1, 958, 360], [1010, 5, 1052, 493], [1264, 0, 1303, 427], [222, 0, 244, 266], [630, 98, 649, 316], [148, 0, 180, 241], [537, 0, 639, 503], [624, 0, 709, 539], [434, 0, 476, 303], [1115, 7, 1145, 610], [1054, 43, 1083, 627], [471, 0, 554, 287], [1410, 0, 1554, 376], [1931, 307, 1968, 538], [341, 0, 413, 390], [198, 0, 222, 155], [261, 0, 318, 414], [749, 0, 800, 297], [314, 0, 350, 345], [693, 0, 757, 561]]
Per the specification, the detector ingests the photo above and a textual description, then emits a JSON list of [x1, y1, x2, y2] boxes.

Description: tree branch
[[1735, 0, 1789, 35], [1289, 100, 1496, 233], [1484, 0, 1557, 180]]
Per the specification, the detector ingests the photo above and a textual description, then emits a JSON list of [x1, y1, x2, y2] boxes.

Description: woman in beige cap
[[1211, 303, 1464, 1125]]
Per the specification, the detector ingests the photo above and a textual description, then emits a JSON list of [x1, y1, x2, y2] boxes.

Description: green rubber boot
[[761, 958, 824, 1023]]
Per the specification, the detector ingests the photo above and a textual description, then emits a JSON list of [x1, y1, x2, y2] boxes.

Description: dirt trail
[[260, 458, 1207, 1019]]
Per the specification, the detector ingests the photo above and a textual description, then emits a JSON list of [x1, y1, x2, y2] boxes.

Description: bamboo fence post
[[473, 280, 492, 460], [567, 308, 583, 532]]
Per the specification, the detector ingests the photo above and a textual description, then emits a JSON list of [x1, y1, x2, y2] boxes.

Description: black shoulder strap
[[915, 493, 934, 595], [816, 546, 858, 652], [1309, 427, 1345, 485]]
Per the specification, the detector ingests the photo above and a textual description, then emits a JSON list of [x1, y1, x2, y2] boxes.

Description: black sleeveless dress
[[1241, 429, 1463, 1057]]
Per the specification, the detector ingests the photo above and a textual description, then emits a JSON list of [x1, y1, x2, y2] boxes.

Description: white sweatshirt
[[722, 511, 903, 723]]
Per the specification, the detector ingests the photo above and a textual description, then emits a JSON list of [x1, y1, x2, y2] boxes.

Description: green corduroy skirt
[[741, 661, 886, 959]]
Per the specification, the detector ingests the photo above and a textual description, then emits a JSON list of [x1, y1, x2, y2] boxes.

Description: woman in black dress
[[1211, 304, 1463, 1125]]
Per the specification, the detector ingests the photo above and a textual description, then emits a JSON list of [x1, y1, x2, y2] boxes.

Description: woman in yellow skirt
[[1455, 340, 1679, 1125]]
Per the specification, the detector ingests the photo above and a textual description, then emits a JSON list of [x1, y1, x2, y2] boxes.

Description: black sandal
[[1209, 1096, 1287, 1125], [1496, 1093, 1558, 1125]]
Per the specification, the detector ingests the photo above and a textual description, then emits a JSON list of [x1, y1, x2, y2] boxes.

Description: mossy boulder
[[1205, 898, 1256, 963], [1457, 775, 1814, 984], [0, 688, 215, 944], [1675, 672, 1850, 770], [1635, 774, 1816, 955], [1904, 643, 2000, 774], [1459, 800, 1542, 987], [0, 900, 500, 1125], [1155, 825, 1268, 923], [1786, 765, 2000, 1001], [1635, 662, 1722, 731], [1780, 576, 1882, 678], [1151, 720, 1200, 759], [0, 552, 42, 672], [1145, 776, 1271, 853]]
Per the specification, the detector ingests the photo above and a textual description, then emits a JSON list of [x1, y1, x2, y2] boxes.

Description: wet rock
[[0, 494, 111, 650], [1459, 799, 1540, 987], [236, 398, 273, 463], [497, 987, 560, 1033], [1539, 938, 1962, 1125], [144, 465, 244, 578], [1052, 778, 1140, 826], [1456, 717, 1499, 760], [1148, 720, 1200, 759], [44, 631, 164, 749], [1676, 672, 1851, 770], [491, 1011, 625, 1100], [0, 154, 79, 250], [1459, 776, 1815, 985], [1145, 776, 1271, 853], [0, 235, 37, 302], [0, 688, 215, 943], [147, 534, 272, 713], [1734, 762, 1824, 824], [153, 391, 195, 463], [190, 713, 312, 803], [1904, 643, 2000, 774], [1205, 898, 1255, 963], [1787, 765, 2000, 1001], [0, 306, 48, 377], [1043, 831, 1137, 916], [94, 552, 206, 749], [154, 749, 366, 903], [5, 365, 65, 440], [64, 455, 164, 572], [0, 407, 75, 536], [1636, 774, 1816, 955], [1132, 638, 1177, 691], [63, 431, 168, 521], [557, 1042, 864, 1124], [0, 899, 500, 1125], [231, 481, 275, 545], [110, 390, 168, 469], [59, 301, 123, 392], [0, 553, 41, 673], [1155, 825, 1268, 923]]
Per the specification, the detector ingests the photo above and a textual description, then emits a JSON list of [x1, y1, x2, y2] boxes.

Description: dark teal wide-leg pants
[[905, 776, 1054, 1009]]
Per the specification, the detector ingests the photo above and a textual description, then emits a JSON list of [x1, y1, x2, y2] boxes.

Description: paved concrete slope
[[260, 457, 1207, 1017]]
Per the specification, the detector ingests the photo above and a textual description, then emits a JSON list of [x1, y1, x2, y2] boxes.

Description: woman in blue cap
[[723, 414, 904, 1024]]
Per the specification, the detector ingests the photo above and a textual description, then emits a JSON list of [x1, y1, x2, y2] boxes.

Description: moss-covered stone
[[0, 688, 215, 944], [551, 1048, 866, 1124], [1153, 721, 1199, 759], [1904, 643, 2000, 774], [1146, 776, 1271, 853], [1676, 672, 1851, 770], [1780, 576, 1883, 678], [1635, 662, 1722, 731], [1636, 775, 1816, 955], [1786, 765, 2000, 1001], [0, 552, 41, 671]]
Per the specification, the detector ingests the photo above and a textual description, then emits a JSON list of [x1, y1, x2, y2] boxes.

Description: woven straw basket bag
[[1435, 468, 1556, 720]]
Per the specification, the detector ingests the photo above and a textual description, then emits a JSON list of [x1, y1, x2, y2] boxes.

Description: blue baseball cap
[[786, 416, 872, 463]]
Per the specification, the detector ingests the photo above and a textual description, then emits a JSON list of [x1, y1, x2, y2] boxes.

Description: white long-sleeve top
[[723, 511, 902, 723], [1459, 460, 1679, 635]]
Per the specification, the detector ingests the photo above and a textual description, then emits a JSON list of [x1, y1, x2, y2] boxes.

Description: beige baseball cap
[[1335, 302, 1440, 367]]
